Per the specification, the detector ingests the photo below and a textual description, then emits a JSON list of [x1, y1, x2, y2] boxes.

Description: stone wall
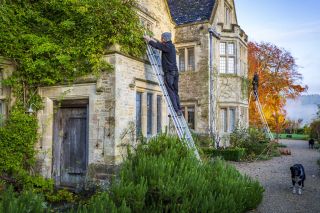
[[175, 0, 249, 135], [37, 71, 116, 179], [136, 0, 175, 40], [175, 23, 211, 132], [108, 53, 169, 164]]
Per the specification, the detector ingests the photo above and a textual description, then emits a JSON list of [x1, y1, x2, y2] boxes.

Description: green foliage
[[0, 108, 38, 175], [275, 133, 309, 140], [230, 127, 279, 160], [0, 107, 76, 203], [46, 189, 76, 203], [0, 186, 48, 213], [0, 0, 144, 88], [210, 147, 246, 162], [309, 119, 320, 140], [0, 0, 144, 204], [192, 132, 215, 147], [75, 135, 264, 212]]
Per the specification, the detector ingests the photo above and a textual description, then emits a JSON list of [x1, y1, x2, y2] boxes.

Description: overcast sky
[[235, 0, 320, 94]]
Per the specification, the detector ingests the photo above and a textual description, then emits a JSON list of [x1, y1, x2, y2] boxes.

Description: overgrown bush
[[0, 186, 48, 213], [74, 135, 264, 212], [211, 148, 246, 161], [310, 119, 320, 140], [0, 108, 76, 203], [229, 127, 279, 160], [192, 132, 214, 147]]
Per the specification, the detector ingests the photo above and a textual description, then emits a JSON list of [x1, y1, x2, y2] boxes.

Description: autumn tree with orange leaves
[[248, 42, 307, 134]]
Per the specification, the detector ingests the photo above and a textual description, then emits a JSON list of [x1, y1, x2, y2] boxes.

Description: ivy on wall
[[0, 0, 145, 194], [0, 0, 144, 88]]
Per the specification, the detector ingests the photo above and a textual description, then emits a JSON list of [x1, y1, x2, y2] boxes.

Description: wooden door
[[53, 105, 88, 187]]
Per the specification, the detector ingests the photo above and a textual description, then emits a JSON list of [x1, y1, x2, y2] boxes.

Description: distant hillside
[[300, 94, 320, 105], [285, 94, 320, 125]]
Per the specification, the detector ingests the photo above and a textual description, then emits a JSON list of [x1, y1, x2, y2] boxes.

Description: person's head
[[161, 32, 172, 42]]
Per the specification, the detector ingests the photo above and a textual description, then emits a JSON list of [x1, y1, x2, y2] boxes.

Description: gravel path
[[232, 140, 320, 213]]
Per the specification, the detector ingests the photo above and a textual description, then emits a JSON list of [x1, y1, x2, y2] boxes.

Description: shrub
[[75, 135, 264, 212], [211, 148, 246, 161], [229, 127, 278, 160], [192, 132, 214, 147], [310, 119, 320, 140], [0, 186, 48, 213]]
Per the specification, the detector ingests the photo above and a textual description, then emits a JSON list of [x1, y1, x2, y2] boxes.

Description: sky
[[235, 0, 320, 95]]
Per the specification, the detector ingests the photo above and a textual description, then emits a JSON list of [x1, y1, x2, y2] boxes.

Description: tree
[[0, 0, 144, 106], [248, 42, 307, 134]]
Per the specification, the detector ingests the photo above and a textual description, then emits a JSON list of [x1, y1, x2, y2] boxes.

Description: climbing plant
[[0, 0, 144, 101], [0, 0, 144, 195]]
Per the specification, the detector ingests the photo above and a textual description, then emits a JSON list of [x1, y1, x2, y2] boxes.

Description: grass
[[273, 133, 309, 140]]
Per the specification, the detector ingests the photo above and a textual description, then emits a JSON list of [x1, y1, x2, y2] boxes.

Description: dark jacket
[[253, 73, 259, 86], [148, 40, 178, 73]]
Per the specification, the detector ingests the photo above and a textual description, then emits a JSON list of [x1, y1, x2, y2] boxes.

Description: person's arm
[[143, 35, 170, 52], [148, 40, 170, 52]]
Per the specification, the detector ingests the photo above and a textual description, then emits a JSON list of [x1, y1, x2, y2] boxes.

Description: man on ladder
[[252, 71, 259, 101], [143, 32, 183, 116]]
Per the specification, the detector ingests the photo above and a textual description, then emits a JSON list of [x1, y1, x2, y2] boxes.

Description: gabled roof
[[167, 0, 216, 25]]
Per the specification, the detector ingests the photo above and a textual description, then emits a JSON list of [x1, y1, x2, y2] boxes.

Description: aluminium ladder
[[146, 44, 201, 161], [253, 92, 274, 140]]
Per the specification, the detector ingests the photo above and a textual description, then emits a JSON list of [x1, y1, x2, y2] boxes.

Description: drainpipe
[[208, 27, 221, 146]]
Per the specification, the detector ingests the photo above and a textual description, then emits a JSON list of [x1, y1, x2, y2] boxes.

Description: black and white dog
[[290, 164, 306, 195]]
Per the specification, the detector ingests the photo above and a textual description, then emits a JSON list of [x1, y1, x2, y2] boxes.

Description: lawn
[[273, 133, 309, 140]]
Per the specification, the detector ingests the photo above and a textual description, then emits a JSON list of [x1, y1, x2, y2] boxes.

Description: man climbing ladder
[[144, 32, 201, 161], [251, 71, 274, 140], [143, 32, 182, 116], [252, 71, 259, 101]]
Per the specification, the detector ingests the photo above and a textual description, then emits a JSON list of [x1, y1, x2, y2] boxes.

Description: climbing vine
[[0, 0, 145, 197], [0, 0, 145, 104]]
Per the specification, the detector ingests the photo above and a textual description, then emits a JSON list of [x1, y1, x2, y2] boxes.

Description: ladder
[[146, 44, 201, 161], [252, 92, 274, 140]]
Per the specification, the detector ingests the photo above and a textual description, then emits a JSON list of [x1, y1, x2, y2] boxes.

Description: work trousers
[[164, 71, 181, 112]]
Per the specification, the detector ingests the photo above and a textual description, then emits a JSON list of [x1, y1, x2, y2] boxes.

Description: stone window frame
[[240, 106, 248, 127], [135, 87, 164, 138], [181, 105, 196, 130], [137, 11, 156, 32], [177, 45, 196, 72], [219, 106, 237, 133], [239, 43, 248, 77], [219, 41, 237, 74]]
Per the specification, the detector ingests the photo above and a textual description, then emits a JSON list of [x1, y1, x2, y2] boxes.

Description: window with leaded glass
[[181, 105, 195, 130], [219, 42, 236, 74], [220, 108, 228, 132], [187, 106, 195, 129], [187, 47, 195, 71], [229, 108, 236, 132], [136, 92, 142, 136], [178, 48, 185, 72], [157, 95, 162, 133], [177, 46, 196, 72], [147, 93, 153, 135]]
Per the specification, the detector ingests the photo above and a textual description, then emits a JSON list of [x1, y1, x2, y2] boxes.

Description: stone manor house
[[0, 0, 248, 187]]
